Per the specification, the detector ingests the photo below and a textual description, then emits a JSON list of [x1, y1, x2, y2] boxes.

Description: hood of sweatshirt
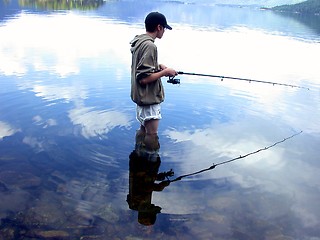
[[130, 34, 154, 53]]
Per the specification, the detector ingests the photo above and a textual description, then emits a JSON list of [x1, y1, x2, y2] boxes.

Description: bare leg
[[139, 124, 146, 133], [135, 125, 146, 147], [144, 119, 159, 135], [144, 119, 160, 151]]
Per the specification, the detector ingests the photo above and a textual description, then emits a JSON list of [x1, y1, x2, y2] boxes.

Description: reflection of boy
[[127, 148, 170, 226], [130, 12, 177, 151], [127, 133, 173, 226]]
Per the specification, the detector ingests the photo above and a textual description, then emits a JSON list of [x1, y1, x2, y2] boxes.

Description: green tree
[[272, 0, 320, 15]]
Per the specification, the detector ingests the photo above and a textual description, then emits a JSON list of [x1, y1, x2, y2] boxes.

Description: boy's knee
[[144, 134, 160, 151]]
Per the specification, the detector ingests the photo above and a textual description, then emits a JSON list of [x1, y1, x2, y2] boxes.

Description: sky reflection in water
[[0, 4, 320, 239]]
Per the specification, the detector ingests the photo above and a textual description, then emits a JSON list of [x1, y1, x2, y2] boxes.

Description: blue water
[[1, 0, 320, 239]]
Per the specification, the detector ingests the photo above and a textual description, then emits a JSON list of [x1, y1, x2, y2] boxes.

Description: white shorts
[[136, 104, 162, 126]]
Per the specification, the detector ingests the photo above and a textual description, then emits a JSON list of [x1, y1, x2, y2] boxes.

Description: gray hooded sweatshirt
[[130, 34, 164, 106]]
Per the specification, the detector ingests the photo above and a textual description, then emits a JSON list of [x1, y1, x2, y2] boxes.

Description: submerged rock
[[95, 204, 120, 223], [0, 171, 41, 189], [21, 191, 67, 229], [31, 230, 70, 238], [0, 227, 15, 240]]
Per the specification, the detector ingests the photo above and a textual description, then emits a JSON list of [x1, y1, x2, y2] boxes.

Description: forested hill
[[271, 0, 320, 14]]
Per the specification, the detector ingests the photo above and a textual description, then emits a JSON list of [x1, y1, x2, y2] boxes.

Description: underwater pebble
[[32, 230, 70, 238]]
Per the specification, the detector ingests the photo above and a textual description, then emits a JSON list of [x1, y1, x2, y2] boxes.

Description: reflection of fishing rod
[[167, 71, 310, 90], [169, 131, 303, 183]]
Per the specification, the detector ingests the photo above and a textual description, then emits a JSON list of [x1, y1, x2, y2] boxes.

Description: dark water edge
[[1, 0, 320, 41], [273, 10, 320, 36]]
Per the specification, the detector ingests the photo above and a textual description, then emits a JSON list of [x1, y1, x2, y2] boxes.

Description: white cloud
[[68, 105, 131, 139], [30, 84, 88, 103], [157, 118, 320, 229], [32, 115, 57, 128], [22, 136, 44, 152], [0, 13, 136, 77], [0, 121, 20, 140]]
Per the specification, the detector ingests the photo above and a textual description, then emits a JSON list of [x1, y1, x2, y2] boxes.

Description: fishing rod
[[167, 131, 303, 183], [167, 71, 310, 90]]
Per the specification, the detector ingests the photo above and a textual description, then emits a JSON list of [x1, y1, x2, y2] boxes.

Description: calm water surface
[[1, 0, 320, 239]]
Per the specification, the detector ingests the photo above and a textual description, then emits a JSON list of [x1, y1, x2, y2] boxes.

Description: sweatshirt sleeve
[[136, 42, 158, 82]]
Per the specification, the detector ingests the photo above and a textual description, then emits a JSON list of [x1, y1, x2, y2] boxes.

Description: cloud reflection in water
[[0, 121, 20, 140], [0, 13, 136, 140], [0, 12, 135, 77], [159, 117, 320, 230], [69, 105, 131, 139]]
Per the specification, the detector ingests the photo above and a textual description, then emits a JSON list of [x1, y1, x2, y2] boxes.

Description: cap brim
[[165, 24, 172, 30]]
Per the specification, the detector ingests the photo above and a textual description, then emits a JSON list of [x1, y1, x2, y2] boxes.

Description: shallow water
[[1, 0, 320, 239]]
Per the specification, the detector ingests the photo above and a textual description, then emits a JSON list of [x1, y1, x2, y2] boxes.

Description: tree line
[[271, 0, 320, 15], [18, 0, 105, 10]]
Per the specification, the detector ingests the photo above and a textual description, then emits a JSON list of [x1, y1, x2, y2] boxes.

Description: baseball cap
[[145, 12, 172, 30]]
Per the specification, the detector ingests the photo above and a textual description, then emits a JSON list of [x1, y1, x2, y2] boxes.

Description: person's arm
[[139, 67, 177, 85]]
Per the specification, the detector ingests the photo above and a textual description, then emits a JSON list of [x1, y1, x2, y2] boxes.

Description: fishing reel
[[157, 169, 174, 181], [167, 76, 180, 85]]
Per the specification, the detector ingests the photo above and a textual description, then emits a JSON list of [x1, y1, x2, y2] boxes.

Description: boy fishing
[[130, 12, 177, 151]]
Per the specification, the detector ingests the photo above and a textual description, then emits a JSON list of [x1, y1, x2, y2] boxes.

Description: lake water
[[1, 0, 320, 239]]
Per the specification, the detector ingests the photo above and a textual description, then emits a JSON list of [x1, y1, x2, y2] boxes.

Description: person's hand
[[159, 180, 170, 188], [159, 64, 167, 70], [164, 68, 177, 77]]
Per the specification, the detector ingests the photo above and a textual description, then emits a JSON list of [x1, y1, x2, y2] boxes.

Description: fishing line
[[167, 71, 310, 90], [168, 131, 303, 183]]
